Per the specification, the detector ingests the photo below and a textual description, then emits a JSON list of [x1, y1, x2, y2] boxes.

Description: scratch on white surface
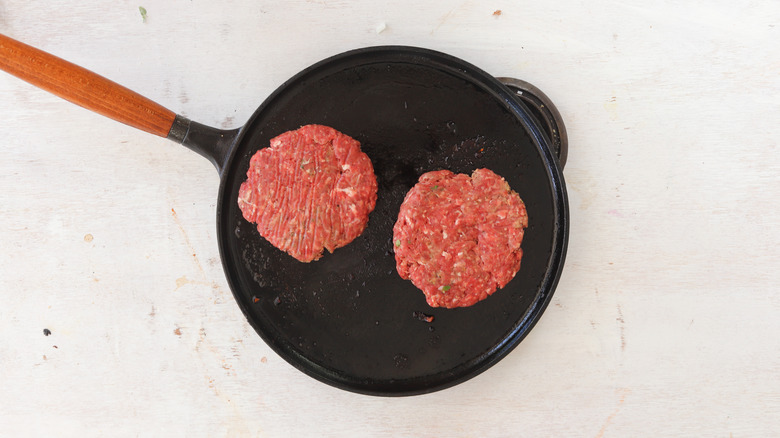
[[169, 207, 243, 394], [229, 338, 244, 358], [616, 303, 626, 352], [431, 8, 456, 34], [170, 208, 225, 298], [604, 95, 618, 120], [194, 327, 240, 379], [595, 388, 631, 438], [195, 327, 208, 351], [175, 275, 214, 291], [170, 207, 206, 277]]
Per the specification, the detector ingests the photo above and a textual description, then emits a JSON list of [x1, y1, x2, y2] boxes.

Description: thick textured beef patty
[[393, 169, 528, 308], [237, 125, 377, 262]]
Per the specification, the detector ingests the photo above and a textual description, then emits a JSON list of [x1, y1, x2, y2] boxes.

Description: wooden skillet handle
[[0, 33, 175, 137]]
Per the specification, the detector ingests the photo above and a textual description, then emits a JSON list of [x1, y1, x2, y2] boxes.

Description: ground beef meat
[[237, 125, 377, 262], [393, 169, 528, 308]]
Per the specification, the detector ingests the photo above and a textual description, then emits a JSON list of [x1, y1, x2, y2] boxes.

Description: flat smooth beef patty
[[393, 169, 528, 308], [238, 125, 377, 262]]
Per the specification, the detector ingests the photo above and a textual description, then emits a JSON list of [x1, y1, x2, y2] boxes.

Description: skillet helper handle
[[498, 77, 568, 169], [0, 33, 176, 137]]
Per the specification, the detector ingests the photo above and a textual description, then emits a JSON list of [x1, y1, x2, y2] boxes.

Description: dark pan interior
[[217, 47, 567, 395]]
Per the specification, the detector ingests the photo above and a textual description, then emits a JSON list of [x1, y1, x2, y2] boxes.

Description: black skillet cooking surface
[[216, 47, 569, 395]]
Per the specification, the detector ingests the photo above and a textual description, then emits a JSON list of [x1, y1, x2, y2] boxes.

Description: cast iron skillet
[[0, 34, 568, 396]]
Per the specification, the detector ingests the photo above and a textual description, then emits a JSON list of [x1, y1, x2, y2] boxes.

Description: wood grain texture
[[0, 33, 175, 137], [0, 1, 779, 437]]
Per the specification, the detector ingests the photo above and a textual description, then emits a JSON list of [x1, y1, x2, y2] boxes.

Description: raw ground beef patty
[[393, 169, 528, 308], [237, 125, 377, 262]]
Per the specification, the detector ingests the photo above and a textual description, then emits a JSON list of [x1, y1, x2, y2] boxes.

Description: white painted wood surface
[[1, 1, 778, 436]]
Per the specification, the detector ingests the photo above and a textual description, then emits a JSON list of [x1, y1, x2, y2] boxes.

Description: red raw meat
[[238, 125, 377, 262], [393, 169, 528, 308]]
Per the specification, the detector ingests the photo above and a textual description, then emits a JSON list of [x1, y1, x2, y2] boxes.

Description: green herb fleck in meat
[[395, 240, 401, 247], [443, 284, 451, 292]]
